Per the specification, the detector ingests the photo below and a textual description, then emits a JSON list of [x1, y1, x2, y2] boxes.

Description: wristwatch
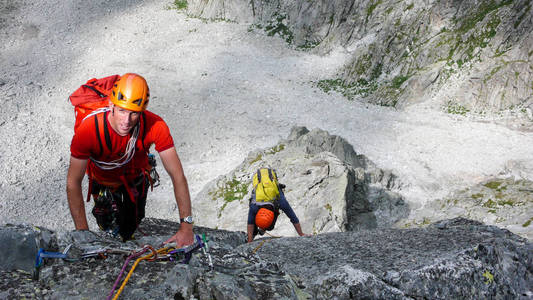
[[180, 216, 194, 224]]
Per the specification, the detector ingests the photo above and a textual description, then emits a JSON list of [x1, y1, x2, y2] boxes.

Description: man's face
[[109, 104, 141, 136]]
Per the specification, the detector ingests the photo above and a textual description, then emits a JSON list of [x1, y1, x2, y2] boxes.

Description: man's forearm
[[66, 184, 89, 230], [172, 175, 192, 220], [247, 224, 255, 242], [293, 223, 305, 236]]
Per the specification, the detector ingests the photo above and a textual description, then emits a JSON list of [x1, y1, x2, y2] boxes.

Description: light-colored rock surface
[[414, 177, 533, 240], [0, 0, 532, 241]]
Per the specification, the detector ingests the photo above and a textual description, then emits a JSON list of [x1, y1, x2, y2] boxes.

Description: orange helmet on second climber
[[255, 207, 275, 230], [110, 73, 150, 112]]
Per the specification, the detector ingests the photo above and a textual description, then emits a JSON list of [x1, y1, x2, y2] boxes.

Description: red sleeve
[[70, 117, 97, 160], [144, 111, 175, 153]]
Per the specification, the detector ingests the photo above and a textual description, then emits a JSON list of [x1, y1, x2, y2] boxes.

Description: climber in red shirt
[[67, 73, 194, 246]]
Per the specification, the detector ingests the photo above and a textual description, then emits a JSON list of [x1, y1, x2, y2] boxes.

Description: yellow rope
[[251, 240, 267, 255], [251, 233, 281, 255], [111, 245, 173, 300]]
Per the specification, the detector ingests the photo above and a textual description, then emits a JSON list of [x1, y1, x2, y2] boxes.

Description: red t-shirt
[[70, 110, 174, 186]]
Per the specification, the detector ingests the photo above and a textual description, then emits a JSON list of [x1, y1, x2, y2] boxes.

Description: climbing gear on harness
[[90, 173, 149, 241], [92, 187, 120, 237], [109, 73, 150, 112], [147, 153, 160, 187], [255, 207, 275, 230], [252, 168, 280, 203]]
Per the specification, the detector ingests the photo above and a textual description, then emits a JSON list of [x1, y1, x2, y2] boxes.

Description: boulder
[[194, 126, 407, 236], [0, 224, 55, 274]]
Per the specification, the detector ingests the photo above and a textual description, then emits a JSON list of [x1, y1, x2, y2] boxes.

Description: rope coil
[[84, 108, 140, 170]]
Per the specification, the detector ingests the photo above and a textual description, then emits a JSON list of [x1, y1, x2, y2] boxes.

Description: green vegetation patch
[[456, 0, 511, 34], [249, 153, 263, 165], [444, 101, 470, 115], [171, 0, 187, 10], [296, 40, 320, 51], [366, 0, 383, 22], [434, 0, 513, 79], [484, 181, 502, 190], [263, 13, 294, 45], [316, 78, 378, 100], [210, 177, 248, 204], [497, 199, 515, 206], [482, 199, 497, 208], [267, 144, 285, 155], [391, 75, 409, 89], [471, 193, 484, 199], [523, 218, 533, 227]]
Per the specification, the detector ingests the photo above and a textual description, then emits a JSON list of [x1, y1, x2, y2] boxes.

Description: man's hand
[[165, 223, 194, 247]]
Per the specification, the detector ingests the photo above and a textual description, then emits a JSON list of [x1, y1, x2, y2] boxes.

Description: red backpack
[[68, 75, 120, 131]]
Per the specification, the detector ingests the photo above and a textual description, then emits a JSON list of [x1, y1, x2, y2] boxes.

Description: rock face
[[194, 126, 407, 236], [409, 177, 533, 241], [187, 0, 533, 117], [1, 217, 532, 299]]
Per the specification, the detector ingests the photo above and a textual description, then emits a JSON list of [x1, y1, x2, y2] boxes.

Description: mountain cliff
[[188, 0, 533, 121]]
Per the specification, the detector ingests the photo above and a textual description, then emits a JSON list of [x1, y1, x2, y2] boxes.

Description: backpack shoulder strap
[[141, 112, 147, 152], [102, 111, 112, 152], [268, 168, 275, 181], [256, 169, 262, 183], [93, 114, 104, 157], [93, 111, 112, 156]]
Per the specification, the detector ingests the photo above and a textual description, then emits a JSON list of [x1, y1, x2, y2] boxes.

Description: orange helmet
[[110, 73, 149, 112], [255, 207, 274, 230]]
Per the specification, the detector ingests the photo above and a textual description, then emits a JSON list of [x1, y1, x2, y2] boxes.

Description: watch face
[[182, 216, 193, 223]]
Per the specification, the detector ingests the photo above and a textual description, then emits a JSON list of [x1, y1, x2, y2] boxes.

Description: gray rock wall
[[1, 218, 531, 299], [187, 0, 533, 116]]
